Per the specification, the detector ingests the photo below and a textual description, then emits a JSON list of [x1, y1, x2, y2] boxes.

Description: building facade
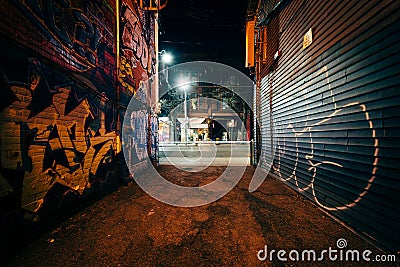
[[159, 66, 253, 143]]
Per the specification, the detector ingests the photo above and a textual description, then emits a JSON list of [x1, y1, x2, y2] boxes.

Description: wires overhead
[[159, 40, 208, 46], [160, 0, 247, 29], [158, 0, 247, 70]]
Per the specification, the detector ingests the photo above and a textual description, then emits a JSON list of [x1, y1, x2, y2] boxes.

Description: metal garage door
[[256, 0, 400, 253]]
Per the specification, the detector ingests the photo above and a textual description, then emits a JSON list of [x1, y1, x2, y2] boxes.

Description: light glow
[[161, 52, 173, 64]]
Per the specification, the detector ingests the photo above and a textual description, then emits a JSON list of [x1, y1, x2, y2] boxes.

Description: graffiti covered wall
[[254, 0, 400, 253], [3, 0, 117, 97], [0, 0, 158, 215], [119, 0, 159, 170], [119, 0, 157, 102], [0, 54, 117, 213]]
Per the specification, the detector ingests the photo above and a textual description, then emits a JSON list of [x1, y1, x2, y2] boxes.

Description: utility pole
[[183, 87, 189, 144]]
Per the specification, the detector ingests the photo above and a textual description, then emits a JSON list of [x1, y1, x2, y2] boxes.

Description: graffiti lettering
[[13, 0, 108, 71], [130, 110, 148, 157], [20, 0, 73, 47], [118, 56, 136, 93], [121, 4, 156, 75], [72, 10, 101, 65], [149, 114, 158, 162], [0, 60, 116, 212]]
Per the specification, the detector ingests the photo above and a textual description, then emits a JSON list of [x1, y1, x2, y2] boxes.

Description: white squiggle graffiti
[[272, 66, 379, 211]]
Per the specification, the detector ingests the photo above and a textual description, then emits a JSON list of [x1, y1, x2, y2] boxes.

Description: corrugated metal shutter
[[254, 83, 261, 163], [256, 0, 400, 253], [259, 75, 275, 168]]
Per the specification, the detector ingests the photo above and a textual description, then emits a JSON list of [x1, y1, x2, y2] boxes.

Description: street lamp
[[181, 84, 189, 143], [161, 51, 173, 65], [159, 50, 173, 83]]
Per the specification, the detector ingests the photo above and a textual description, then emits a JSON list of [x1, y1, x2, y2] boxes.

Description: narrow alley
[[1, 0, 400, 266]]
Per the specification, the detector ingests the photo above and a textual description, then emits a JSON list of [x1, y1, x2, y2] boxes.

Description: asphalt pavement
[[4, 165, 390, 266]]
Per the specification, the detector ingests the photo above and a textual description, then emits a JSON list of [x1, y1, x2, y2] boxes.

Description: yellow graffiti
[[0, 84, 115, 212], [118, 55, 136, 93]]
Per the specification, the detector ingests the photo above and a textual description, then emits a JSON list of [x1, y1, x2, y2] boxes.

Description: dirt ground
[[3, 166, 397, 266]]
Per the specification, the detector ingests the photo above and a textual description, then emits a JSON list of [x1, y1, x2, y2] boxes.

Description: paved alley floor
[[5, 166, 394, 266]]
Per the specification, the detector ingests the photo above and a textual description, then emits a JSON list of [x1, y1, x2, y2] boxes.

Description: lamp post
[[158, 50, 173, 140], [178, 76, 190, 144], [182, 85, 189, 144]]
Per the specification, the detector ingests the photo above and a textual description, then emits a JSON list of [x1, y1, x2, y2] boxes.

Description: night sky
[[158, 0, 248, 73]]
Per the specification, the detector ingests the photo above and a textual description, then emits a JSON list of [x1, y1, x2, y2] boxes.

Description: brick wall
[[0, 0, 157, 216]]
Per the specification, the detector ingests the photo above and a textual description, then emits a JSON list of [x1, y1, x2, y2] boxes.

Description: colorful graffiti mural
[[11, 0, 115, 72], [0, 0, 159, 216], [0, 58, 116, 213], [119, 0, 157, 97], [149, 114, 159, 163]]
